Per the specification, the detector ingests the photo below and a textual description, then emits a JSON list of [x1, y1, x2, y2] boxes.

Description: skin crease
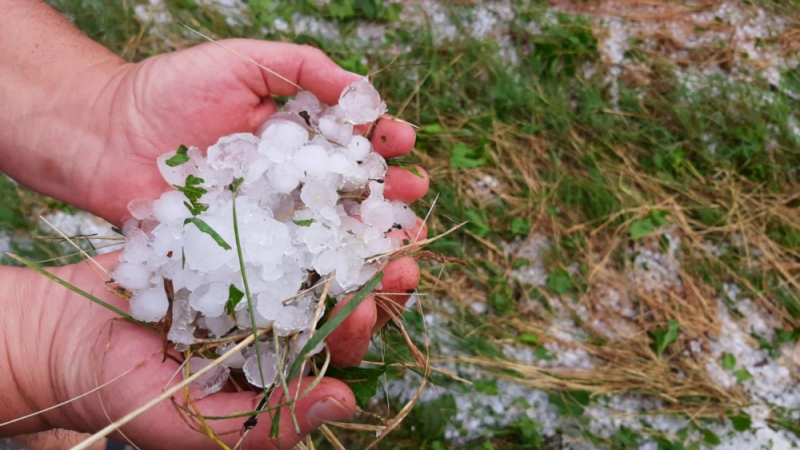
[[0, 1, 431, 446]]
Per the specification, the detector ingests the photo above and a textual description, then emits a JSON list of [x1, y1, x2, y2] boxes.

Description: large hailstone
[[114, 77, 417, 391]]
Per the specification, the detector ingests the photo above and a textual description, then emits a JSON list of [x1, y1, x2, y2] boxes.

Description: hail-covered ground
[[2, 0, 796, 448], [111, 78, 417, 393]]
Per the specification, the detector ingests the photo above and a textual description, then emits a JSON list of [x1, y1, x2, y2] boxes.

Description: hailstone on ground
[[112, 77, 413, 394]]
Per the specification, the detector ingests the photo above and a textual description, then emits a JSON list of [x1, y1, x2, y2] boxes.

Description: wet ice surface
[[115, 79, 410, 390]]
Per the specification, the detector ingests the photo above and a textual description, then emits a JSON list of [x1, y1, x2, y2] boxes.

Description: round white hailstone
[[319, 116, 354, 146], [300, 181, 338, 212], [130, 285, 169, 322], [275, 305, 309, 336], [187, 357, 230, 397], [216, 343, 247, 369], [259, 120, 309, 155], [243, 348, 279, 388], [290, 331, 326, 357], [267, 162, 302, 194], [157, 147, 200, 186], [128, 198, 154, 220], [203, 314, 234, 338], [347, 136, 371, 161], [121, 230, 151, 264], [115, 78, 417, 391], [112, 262, 152, 291], [153, 191, 192, 224], [189, 282, 228, 317], [294, 144, 331, 178], [207, 133, 260, 178], [392, 201, 417, 229], [313, 249, 338, 275], [339, 77, 387, 124]]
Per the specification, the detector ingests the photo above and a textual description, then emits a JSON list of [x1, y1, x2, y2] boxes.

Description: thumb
[[223, 39, 361, 105]]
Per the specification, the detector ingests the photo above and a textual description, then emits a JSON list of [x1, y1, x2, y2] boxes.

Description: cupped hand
[[5, 41, 430, 448]]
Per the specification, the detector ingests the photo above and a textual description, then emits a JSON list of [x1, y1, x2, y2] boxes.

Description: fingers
[[354, 116, 417, 159], [228, 40, 360, 105], [384, 165, 429, 203], [184, 377, 355, 449], [325, 294, 377, 367], [373, 257, 420, 333]]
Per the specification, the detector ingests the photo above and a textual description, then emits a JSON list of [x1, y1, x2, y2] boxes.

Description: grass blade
[[288, 273, 383, 379], [184, 218, 231, 250]]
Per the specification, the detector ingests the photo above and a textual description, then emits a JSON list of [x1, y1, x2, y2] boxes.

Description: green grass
[[5, 0, 800, 448]]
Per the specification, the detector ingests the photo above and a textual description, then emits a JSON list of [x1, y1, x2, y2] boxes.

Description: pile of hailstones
[[111, 78, 416, 396]]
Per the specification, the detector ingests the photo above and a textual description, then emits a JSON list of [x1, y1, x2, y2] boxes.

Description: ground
[[3, 0, 800, 448]]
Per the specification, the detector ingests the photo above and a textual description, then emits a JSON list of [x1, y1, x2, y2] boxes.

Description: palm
[[86, 42, 285, 223], [53, 253, 354, 449]]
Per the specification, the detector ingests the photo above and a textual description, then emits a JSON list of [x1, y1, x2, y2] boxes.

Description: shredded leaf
[[184, 218, 231, 250], [225, 284, 244, 315], [165, 145, 190, 167], [293, 219, 314, 227]]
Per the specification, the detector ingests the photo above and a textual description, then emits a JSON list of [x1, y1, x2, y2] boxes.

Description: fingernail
[[306, 397, 352, 428]]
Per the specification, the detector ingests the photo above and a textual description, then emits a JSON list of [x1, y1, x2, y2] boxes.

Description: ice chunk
[[347, 136, 371, 161], [275, 305, 309, 336], [130, 284, 169, 322], [318, 116, 354, 146], [187, 357, 230, 397], [203, 313, 234, 337], [153, 191, 192, 224], [216, 343, 247, 369], [300, 181, 337, 212], [338, 77, 387, 124], [243, 347, 279, 388], [268, 162, 302, 194], [391, 201, 417, 229], [259, 120, 309, 157], [294, 145, 331, 179], [121, 230, 151, 264], [168, 291, 197, 345], [207, 133, 260, 177], [189, 282, 228, 318], [361, 198, 395, 232], [112, 262, 152, 291], [128, 198, 154, 220], [182, 211, 235, 272]]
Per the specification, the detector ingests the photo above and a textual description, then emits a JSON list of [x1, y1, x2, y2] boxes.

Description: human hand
[[1, 41, 430, 448]]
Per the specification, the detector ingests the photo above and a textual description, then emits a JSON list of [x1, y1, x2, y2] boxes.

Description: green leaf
[[293, 219, 314, 227], [230, 177, 244, 192], [450, 143, 487, 169], [629, 218, 655, 239], [519, 333, 541, 346], [728, 411, 752, 432], [174, 174, 208, 216], [225, 284, 244, 315], [288, 274, 383, 379], [702, 428, 721, 445], [473, 379, 499, 395], [722, 353, 736, 371], [534, 346, 554, 360], [184, 218, 232, 250], [165, 145, 190, 167], [733, 369, 752, 382], [652, 319, 680, 356], [422, 123, 444, 133], [511, 217, 531, 236], [326, 365, 386, 408], [546, 268, 574, 294]]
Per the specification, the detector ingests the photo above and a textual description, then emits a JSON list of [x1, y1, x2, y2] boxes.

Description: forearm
[[0, 0, 125, 212]]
